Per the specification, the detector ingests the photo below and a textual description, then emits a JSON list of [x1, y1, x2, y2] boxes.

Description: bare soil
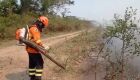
[[0, 31, 83, 80], [0, 30, 104, 80]]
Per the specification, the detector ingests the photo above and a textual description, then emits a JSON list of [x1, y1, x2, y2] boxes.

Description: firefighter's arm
[[30, 27, 50, 51], [30, 27, 43, 46]]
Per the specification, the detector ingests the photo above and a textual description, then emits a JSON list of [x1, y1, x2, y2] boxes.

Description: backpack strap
[[24, 25, 29, 40]]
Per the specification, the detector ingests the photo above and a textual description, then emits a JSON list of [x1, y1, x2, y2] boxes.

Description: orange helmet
[[38, 16, 49, 27]]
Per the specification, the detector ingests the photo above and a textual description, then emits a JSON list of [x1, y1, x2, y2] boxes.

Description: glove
[[44, 45, 51, 51]]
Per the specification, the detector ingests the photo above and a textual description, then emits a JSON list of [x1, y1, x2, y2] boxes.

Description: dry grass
[[0, 14, 91, 40], [43, 27, 103, 80]]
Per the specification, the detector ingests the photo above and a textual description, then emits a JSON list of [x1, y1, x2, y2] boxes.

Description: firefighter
[[15, 16, 48, 80], [27, 16, 48, 80]]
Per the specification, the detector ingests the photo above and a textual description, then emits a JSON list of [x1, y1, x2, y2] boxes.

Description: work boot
[[35, 76, 41, 80], [30, 76, 35, 80]]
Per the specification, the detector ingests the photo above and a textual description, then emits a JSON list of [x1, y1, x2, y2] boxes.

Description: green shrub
[[0, 13, 92, 40]]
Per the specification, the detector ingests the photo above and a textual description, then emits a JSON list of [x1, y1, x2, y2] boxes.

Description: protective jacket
[[26, 25, 43, 53], [15, 25, 43, 53]]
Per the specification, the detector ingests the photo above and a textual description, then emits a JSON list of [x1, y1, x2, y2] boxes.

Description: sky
[[67, 0, 140, 23]]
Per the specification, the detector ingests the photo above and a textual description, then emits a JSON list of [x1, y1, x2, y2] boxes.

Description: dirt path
[[0, 31, 82, 80]]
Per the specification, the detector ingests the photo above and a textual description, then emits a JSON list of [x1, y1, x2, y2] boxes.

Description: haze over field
[[68, 0, 140, 23]]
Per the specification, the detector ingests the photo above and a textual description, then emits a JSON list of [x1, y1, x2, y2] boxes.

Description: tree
[[0, 0, 18, 16], [19, 0, 74, 15], [41, 0, 74, 15], [0, 0, 21, 16], [20, 0, 32, 14], [0, 0, 74, 16], [103, 7, 140, 80]]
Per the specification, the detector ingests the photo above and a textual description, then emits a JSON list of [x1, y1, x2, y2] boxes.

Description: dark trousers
[[28, 53, 44, 80]]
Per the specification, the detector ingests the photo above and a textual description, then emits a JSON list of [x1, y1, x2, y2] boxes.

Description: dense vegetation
[[102, 7, 140, 80], [0, 0, 92, 40]]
